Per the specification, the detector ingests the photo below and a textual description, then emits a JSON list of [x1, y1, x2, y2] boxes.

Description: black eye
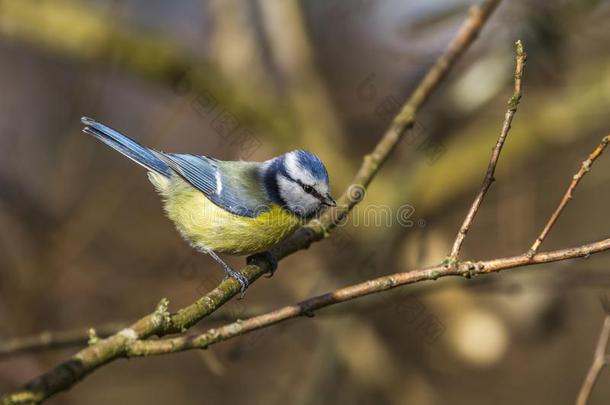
[[302, 184, 314, 194]]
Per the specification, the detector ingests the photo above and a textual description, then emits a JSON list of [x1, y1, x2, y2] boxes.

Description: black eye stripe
[[282, 173, 325, 201], [293, 178, 324, 200]]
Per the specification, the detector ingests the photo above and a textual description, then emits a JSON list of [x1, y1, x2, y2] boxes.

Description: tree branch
[[1, 1, 502, 403], [576, 303, 610, 405], [448, 40, 526, 261], [0, 323, 125, 358], [0, 309, 267, 357], [123, 237, 610, 356], [529, 135, 610, 257]]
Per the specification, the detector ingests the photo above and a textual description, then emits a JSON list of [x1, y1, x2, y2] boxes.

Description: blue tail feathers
[[81, 117, 171, 177]]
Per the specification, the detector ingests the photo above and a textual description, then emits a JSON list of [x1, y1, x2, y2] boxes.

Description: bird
[[81, 117, 336, 295]]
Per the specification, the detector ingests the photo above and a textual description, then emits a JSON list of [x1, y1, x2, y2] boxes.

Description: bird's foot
[[247, 251, 278, 278], [223, 267, 249, 299], [205, 249, 249, 299]]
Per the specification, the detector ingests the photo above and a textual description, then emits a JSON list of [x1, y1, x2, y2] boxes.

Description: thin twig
[[576, 311, 610, 405], [125, 237, 610, 356], [1, 2, 502, 404], [0, 323, 125, 357], [0, 308, 264, 357], [448, 40, 527, 261], [529, 135, 610, 257]]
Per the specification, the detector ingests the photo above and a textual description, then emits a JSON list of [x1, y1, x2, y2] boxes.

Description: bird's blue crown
[[291, 150, 329, 183]]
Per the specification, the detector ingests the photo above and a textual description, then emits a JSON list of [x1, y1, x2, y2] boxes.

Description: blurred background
[[1, 0, 610, 404]]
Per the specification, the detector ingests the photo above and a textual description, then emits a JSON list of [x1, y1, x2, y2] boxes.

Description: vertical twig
[[448, 40, 527, 261], [529, 135, 610, 257], [576, 297, 610, 405]]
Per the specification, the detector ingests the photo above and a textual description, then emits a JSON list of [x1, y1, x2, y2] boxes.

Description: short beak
[[322, 194, 337, 207]]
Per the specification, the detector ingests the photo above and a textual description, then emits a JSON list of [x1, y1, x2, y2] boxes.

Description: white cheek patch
[[277, 175, 319, 216]]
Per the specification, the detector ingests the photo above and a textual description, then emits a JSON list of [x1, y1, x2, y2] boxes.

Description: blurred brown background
[[1, 0, 610, 404]]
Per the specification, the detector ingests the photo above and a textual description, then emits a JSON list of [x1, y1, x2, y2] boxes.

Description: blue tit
[[81, 117, 336, 293]]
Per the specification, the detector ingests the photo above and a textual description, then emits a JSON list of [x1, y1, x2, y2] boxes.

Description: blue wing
[[158, 153, 273, 218]]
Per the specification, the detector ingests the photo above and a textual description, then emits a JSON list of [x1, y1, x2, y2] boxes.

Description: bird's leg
[[205, 250, 249, 298], [246, 251, 278, 278]]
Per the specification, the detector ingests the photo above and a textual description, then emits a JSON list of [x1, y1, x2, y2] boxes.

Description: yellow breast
[[148, 173, 303, 255]]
